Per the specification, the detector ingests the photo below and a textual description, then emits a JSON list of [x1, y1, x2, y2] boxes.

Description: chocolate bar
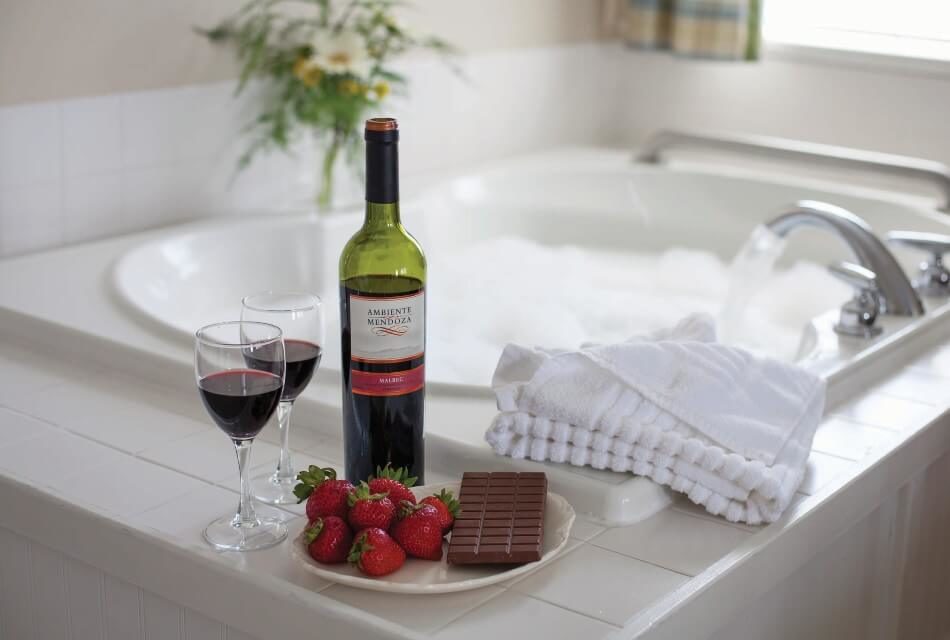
[[446, 471, 546, 564]]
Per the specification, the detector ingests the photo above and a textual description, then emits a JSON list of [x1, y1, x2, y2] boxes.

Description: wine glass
[[195, 320, 288, 551], [241, 292, 324, 505]]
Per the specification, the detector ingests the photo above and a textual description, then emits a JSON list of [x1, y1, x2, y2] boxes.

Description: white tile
[[832, 392, 941, 432], [909, 345, 950, 379], [0, 407, 58, 447], [184, 608, 225, 640], [591, 508, 751, 576], [669, 494, 763, 533], [134, 483, 238, 542], [570, 516, 606, 541], [143, 592, 183, 640], [0, 102, 61, 188], [140, 429, 281, 490], [121, 163, 203, 231], [30, 542, 69, 640], [871, 368, 950, 407], [219, 519, 327, 595], [0, 182, 63, 255], [59, 455, 208, 517], [432, 591, 616, 640], [62, 95, 122, 177], [799, 451, 856, 496], [812, 416, 899, 461], [508, 544, 687, 626], [63, 174, 124, 243], [14, 373, 210, 453], [0, 431, 129, 490], [0, 527, 34, 639], [0, 345, 90, 404], [120, 84, 236, 170], [103, 575, 144, 640], [65, 557, 106, 640], [321, 584, 505, 635]]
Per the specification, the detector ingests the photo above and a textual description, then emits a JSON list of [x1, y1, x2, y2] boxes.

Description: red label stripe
[[351, 364, 425, 397]]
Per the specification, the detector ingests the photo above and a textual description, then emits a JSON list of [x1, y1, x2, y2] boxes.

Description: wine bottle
[[339, 117, 426, 484]]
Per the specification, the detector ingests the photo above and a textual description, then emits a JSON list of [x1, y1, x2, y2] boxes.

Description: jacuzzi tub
[[115, 148, 950, 398]]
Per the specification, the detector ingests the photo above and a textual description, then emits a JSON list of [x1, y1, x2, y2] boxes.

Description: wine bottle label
[[351, 365, 425, 396], [348, 290, 425, 363]]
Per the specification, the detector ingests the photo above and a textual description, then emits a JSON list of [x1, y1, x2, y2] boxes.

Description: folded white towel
[[484, 313, 825, 524]]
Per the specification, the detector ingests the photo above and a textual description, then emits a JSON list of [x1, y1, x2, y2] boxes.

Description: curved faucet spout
[[765, 200, 923, 316]]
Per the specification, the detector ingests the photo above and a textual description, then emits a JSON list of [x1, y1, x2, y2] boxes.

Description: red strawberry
[[304, 516, 353, 564], [347, 482, 396, 532], [420, 489, 461, 535], [391, 502, 444, 560], [348, 528, 405, 577], [294, 466, 354, 521], [368, 464, 417, 506]]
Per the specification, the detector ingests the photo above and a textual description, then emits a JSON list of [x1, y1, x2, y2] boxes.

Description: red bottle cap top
[[365, 117, 398, 132]]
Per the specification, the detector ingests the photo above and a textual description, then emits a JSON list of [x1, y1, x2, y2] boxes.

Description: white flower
[[311, 30, 371, 79]]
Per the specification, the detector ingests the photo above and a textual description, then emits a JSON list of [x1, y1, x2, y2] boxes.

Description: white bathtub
[[115, 148, 950, 398]]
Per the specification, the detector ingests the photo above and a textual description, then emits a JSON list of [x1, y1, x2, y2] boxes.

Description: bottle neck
[[364, 134, 399, 228]]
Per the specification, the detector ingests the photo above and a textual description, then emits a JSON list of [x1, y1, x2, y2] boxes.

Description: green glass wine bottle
[[339, 117, 426, 483]]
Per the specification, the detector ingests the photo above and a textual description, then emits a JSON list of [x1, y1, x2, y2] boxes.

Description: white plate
[[290, 481, 575, 594]]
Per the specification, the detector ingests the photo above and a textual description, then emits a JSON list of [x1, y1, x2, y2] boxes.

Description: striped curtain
[[608, 0, 762, 61]]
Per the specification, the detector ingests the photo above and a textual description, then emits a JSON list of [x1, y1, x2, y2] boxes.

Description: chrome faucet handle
[[886, 230, 950, 297], [827, 262, 882, 338]]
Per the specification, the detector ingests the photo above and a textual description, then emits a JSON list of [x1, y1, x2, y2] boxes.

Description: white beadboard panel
[[65, 557, 106, 640], [31, 541, 70, 640], [0, 101, 61, 188], [143, 592, 184, 640], [103, 575, 144, 640], [225, 628, 262, 640], [62, 95, 122, 177], [0, 182, 63, 255], [63, 174, 125, 244], [183, 608, 226, 640], [0, 527, 34, 639]]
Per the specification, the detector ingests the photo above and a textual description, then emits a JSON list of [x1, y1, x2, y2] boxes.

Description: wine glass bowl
[[195, 320, 288, 551], [241, 292, 324, 505]]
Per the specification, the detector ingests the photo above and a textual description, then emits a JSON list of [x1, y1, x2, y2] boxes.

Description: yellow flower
[[338, 79, 363, 96], [373, 81, 390, 100], [293, 57, 323, 88]]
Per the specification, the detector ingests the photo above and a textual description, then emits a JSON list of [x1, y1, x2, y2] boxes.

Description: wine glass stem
[[234, 439, 258, 526], [275, 400, 295, 482]]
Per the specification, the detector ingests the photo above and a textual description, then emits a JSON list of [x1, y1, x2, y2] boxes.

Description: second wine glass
[[242, 292, 324, 505]]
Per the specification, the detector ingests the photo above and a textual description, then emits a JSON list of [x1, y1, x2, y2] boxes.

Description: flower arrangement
[[201, 0, 454, 210]]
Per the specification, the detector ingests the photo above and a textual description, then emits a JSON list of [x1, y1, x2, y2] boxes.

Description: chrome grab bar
[[634, 129, 950, 212]]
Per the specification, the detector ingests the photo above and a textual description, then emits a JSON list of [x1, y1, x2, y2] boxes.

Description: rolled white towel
[[484, 313, 825, 525]]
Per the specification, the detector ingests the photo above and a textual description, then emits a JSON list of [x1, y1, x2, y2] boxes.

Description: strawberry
[[294, 466, 354, 522], [304, 516, 353, 564], [348, 528, 405, 577], [347, 482, 396, 532], [368, 464, 417, 506], [420, 489, 461, 535], [390, 502, 444, 560]]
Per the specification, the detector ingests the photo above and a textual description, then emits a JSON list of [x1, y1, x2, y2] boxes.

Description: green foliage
[[198, 0, 456, 207]]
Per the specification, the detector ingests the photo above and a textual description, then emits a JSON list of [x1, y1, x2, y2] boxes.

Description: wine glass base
[[203, 514, 288, 551], [252, 471, 300, 505]]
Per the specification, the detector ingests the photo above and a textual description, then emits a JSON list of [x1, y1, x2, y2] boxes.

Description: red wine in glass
[[244, 339, 322, 401], [198, 369, 283, 440]]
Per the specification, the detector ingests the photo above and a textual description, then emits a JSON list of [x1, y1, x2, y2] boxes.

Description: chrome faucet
[[765, 200, 924, 317]]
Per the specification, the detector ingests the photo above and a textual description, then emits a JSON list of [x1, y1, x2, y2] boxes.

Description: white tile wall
[[0, 43, 617, 258]]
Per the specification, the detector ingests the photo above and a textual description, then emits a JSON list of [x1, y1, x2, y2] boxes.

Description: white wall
[[617, 49, 950, 166], [0, 43, 619, 258]]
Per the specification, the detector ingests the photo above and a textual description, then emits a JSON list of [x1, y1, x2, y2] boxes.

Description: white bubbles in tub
[[424, 233, 849, 385]]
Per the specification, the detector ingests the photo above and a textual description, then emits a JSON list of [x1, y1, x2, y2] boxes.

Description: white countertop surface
[[0, 224, 949, 639]]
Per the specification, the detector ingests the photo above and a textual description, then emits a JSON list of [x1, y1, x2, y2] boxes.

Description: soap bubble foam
[[424, 233, 849, 385]]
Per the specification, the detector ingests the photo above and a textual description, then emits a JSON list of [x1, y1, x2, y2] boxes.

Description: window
[[764, 1, 950, 63]]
